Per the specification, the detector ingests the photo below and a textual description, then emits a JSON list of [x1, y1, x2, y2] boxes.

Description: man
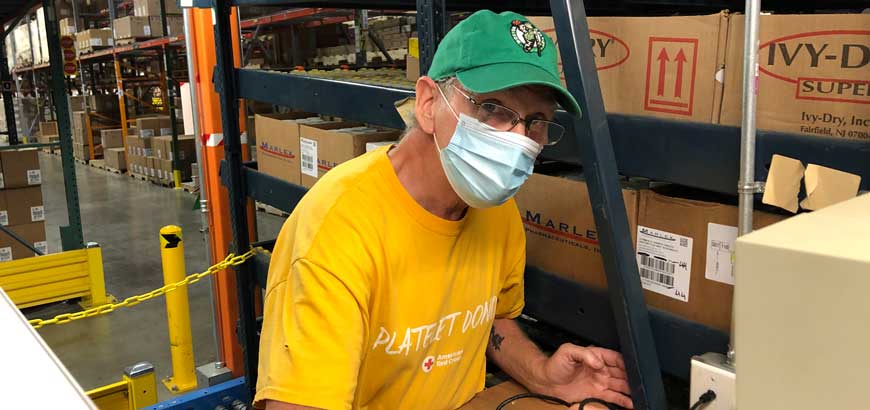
[[255, 10, 633, 410]]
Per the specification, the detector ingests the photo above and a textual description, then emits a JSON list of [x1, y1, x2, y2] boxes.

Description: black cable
[[689, 390, 717, 410], [495, 393, 622, 410]]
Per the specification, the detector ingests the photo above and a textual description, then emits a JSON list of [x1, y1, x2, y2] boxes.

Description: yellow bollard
[[159, 225, 198, 393]]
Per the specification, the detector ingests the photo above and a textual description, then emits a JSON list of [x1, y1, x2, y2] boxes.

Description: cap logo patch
[[510, 20, 546, 56]]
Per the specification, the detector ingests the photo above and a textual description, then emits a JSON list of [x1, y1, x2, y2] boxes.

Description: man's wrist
[[526, 355, 553, 395]]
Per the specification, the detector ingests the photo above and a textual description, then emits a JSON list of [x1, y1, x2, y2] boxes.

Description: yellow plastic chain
[[28, 248, 259, 329]]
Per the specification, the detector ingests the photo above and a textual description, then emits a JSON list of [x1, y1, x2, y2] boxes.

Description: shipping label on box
[[30, 205, 45, 222], [705, 222, 738, 285], [300, 138, 318, 178], [721, 14, 870, 140], [0, 211, 7, 226], [514, 173, 640, 289], [35, 241, 48, 255], [528, 13, 729, 123], [636, 225, 693, 302], [0, 247, 10, 261], [27, 170, 41, 185]]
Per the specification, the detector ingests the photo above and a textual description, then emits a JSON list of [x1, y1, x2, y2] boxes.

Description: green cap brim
[[455, 62, 582, 117]]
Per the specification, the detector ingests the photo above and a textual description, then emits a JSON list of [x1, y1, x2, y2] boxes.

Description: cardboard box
[[636, 188, 787, 331], [0, 222, 47, 261], [159, 159, 192, 182], [39, 121, 58, 137], [0, 149, 42, 189], [69, 94, 119, 113], [721, 14, 870, 140], [135, 116, 171, 137], [298, 124, 398, 188], [133, 0, 182, 17], [75, 29, 113, 52], [458, 381, 565, 410], [529, 13, 729, 123], [127, 135, 153, 158], [59, 17, 82, 36], [254, 113, 323, 186], [113, 16, 154, 39], [149, 15, 184, 37], [514, 173, 640, 289], [406, 37, 420, 81], [101, 129, 125, 148], [153, 135, 195, 161], [3, 187, 44, 226], [105, 148, 127, 171]]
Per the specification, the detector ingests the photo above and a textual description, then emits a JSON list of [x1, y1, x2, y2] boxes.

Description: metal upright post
[[212, 0, 258, 396], [415, 0, 446, 75], [0, 29, 19, 145], [183, 6, 222, 368], [44, 0, 84, 250], [108, 0, 130, 168], [354, 10, 368, 67], [731, 0, 763, 366], [549, 1, 667, 409], [161, 0, 183, 189]]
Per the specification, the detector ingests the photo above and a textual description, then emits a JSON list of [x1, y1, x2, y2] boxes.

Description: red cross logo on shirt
[[422, 356, 435, 373]]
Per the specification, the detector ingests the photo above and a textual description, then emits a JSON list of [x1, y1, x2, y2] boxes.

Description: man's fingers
[[559, 344, 604, 370], [590, 347, 627, 370], [607, 377, 631, 395], [597, 390, 634, 410], [607, 365, 628, 380]]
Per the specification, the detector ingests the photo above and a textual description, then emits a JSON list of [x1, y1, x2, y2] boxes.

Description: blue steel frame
[[144, 377, 250, 410], [206, 0, 870, 406]]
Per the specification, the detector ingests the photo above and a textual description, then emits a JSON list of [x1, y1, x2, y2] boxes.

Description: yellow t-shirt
[[254, 146, 526, 410]]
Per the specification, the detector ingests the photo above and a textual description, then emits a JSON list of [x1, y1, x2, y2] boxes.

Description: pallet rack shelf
[[202, 0, 870, 407]]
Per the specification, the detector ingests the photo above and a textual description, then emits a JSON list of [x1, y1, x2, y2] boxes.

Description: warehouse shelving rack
[[200, 0, 870, 408]]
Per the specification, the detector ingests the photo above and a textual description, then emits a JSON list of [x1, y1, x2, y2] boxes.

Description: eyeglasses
[[451, 85, 565, 146]]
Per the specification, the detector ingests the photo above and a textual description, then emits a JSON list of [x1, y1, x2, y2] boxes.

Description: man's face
[[433, 81, 557, 149]]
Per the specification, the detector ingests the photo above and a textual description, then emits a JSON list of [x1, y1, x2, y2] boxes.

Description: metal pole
[[1, 28, 20, 145], [212, 0, 259, 396], [183, 7, 222, 366], [415, 0, 446, 75], [731, 0, 762, 366], [158, 225, 198, 393], [354, 10, 368, 67], [160, 0, 182, 189], [25, 12, 40, 139], [550, 0, 667, 408], [43, 0, 84, 250]]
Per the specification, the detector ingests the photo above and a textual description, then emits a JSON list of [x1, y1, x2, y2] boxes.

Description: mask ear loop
[[432, 82, 461, 153]]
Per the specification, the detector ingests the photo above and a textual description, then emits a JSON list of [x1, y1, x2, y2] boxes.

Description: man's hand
[[537, 344, 633, 409]]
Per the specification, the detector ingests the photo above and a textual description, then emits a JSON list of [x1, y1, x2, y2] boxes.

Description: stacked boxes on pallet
[[127, 116, 186, 182], [130, 0, 184, 40], [0, 149, 47, 261], [37, 121, 60, 153], [69, 94, 121, 161], [153, 135, 196, 183]]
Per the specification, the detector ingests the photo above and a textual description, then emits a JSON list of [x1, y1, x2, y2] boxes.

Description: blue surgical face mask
[[434, 86, 542, 209]]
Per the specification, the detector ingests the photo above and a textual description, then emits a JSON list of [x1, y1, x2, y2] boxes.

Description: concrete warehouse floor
[[23, 153, 284, 402]]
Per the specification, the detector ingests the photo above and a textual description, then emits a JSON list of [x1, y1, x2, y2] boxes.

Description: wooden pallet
[[115, 37, 158, 46], [181, 182, 199, 194], [256, 201, 289, 217], [74, 158, 89, 165], [89, 159, 106, 170], [77, 45, 113, 55], [130, 173, 149, 181], [105, 166, 125, 175]]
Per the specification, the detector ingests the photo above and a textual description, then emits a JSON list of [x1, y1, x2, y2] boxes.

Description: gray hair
[[400, 77, 459, 133]]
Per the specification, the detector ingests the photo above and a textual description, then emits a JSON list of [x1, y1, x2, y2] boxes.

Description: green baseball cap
[[428, 10, 582, 117]]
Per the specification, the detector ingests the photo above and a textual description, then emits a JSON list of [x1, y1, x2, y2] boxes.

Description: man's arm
[[487, 318, 634, 409]]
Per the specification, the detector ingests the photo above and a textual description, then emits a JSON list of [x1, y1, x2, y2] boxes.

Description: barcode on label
[[0, 247, 11, 261], [27, 169, 42, 185], [680, 238, 689, 247], [300, 138, 318, 177], [639, 254, 676, 274], [31, 206, 45, 222], [640, 267, 675, 287]]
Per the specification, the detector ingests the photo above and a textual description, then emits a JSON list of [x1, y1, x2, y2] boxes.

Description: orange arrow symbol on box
[[674, 49, 687, 98], [656, 48, 669, 96]]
